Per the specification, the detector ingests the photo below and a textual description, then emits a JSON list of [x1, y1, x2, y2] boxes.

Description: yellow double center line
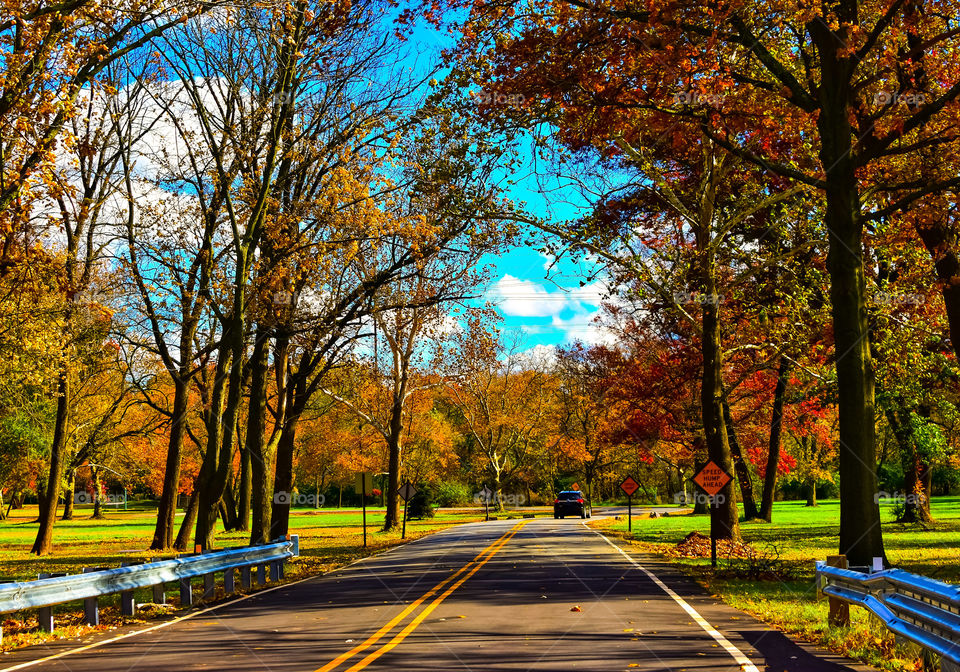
[[315, 521, 526, 672]]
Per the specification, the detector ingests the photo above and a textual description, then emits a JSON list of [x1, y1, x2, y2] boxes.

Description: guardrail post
[[149, 558, 166, 604], [37, 605, 53, 632], [180, 577, 193, 606], [241, 565, 252, 589], [827, 555, 850, 627], [36, 573, 66, 631], [224, 568, 235, 594], [257, 564, 267, 586], [270, 560, 281, 582], [203, 572, 215, 598], [37, 573, 53, 632], [119, 562, 137, 616], [81, 568, 100, 625]]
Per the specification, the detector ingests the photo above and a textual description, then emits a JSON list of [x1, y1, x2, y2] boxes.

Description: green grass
[[594, 497, 960, 672]]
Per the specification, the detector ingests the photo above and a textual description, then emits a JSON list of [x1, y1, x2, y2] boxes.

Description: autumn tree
[[445, 324, 557, 510]]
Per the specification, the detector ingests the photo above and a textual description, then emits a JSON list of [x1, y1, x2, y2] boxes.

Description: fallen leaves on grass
[[669, 532, 756, 559]]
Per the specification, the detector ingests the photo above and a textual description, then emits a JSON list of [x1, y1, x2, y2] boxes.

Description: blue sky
[[409, 17, 614, 353]]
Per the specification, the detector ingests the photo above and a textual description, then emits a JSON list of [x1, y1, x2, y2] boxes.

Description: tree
[[551, 343, 630, 502], [445, 325, 557, 510], [0, 0, 219, 226], [445, 0, 960, 564]]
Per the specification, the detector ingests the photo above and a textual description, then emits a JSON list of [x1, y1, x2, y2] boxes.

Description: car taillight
[[554, 499, 560, 504], [577, 498, 584, 503]]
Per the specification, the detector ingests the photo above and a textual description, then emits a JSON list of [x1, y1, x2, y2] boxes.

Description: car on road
[[553, 491, 591, 519]]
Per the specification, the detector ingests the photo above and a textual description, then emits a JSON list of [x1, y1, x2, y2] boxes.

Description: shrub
[[406, 484, 436, 519], [434, 481, 472, 507]]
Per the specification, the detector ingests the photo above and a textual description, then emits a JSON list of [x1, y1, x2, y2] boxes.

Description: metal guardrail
[[816, 561, 960, 667], [0, 535, 299, 635]]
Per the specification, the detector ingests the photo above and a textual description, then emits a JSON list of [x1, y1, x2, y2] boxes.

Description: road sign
[[693, 461, 732, 495], [571, 482, 580, 491], [354, 472, 374, 496], [398, 482, 417, 501], [619, 476, 640, 532], [619, 476, 640, 497], [478, 486, 492, 503]]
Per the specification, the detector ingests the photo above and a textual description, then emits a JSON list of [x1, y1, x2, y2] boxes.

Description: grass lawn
[[593, 497, 960, 672], [0, 503, 486, 651]]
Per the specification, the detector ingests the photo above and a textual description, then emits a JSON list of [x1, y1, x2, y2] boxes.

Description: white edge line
[[585, 523, 760, 672]]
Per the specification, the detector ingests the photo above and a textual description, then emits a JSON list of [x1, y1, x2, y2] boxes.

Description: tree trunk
[[220, 456, 239, 531], [194, 345, 233, 550], [151, 376, 190, 549], [677, 465, 687, 505], [900, 455, 934, 523], [174, 483, 201, 551], [806, 477, 817, 507], [383, 395, 403, 531], [36, 473, 46, 523], [699, 265, 739, 539], [760, 357, 790, 522], [61, 469, 76, 521], [492, 469, 503, 512], [269, 408, 301, 540], [32, 371, 69, 554], [91, 467, 104, 520], [723, 399, 759, 520], [813, 19, 885, 566], [692, 455, 709, 514], [237, 426, 251, 532], [247, 335, 273, 545]]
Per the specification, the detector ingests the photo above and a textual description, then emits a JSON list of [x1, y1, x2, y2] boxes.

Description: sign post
[[398, 481, 417, 539], [692, 461, 733, 568], [619, 476, 640, 532], [355, 472, 374, 548]]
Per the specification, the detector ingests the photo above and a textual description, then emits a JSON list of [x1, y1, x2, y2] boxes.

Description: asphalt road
[[1, 518, 870, 672]]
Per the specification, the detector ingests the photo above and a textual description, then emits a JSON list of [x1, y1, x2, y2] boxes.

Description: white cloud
[[490, 275, 569, 317], [488, 274, 621, 345], [550, 309, 616, 346]]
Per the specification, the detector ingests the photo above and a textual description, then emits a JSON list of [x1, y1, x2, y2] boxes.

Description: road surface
[[0, 517, 869, 672]]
